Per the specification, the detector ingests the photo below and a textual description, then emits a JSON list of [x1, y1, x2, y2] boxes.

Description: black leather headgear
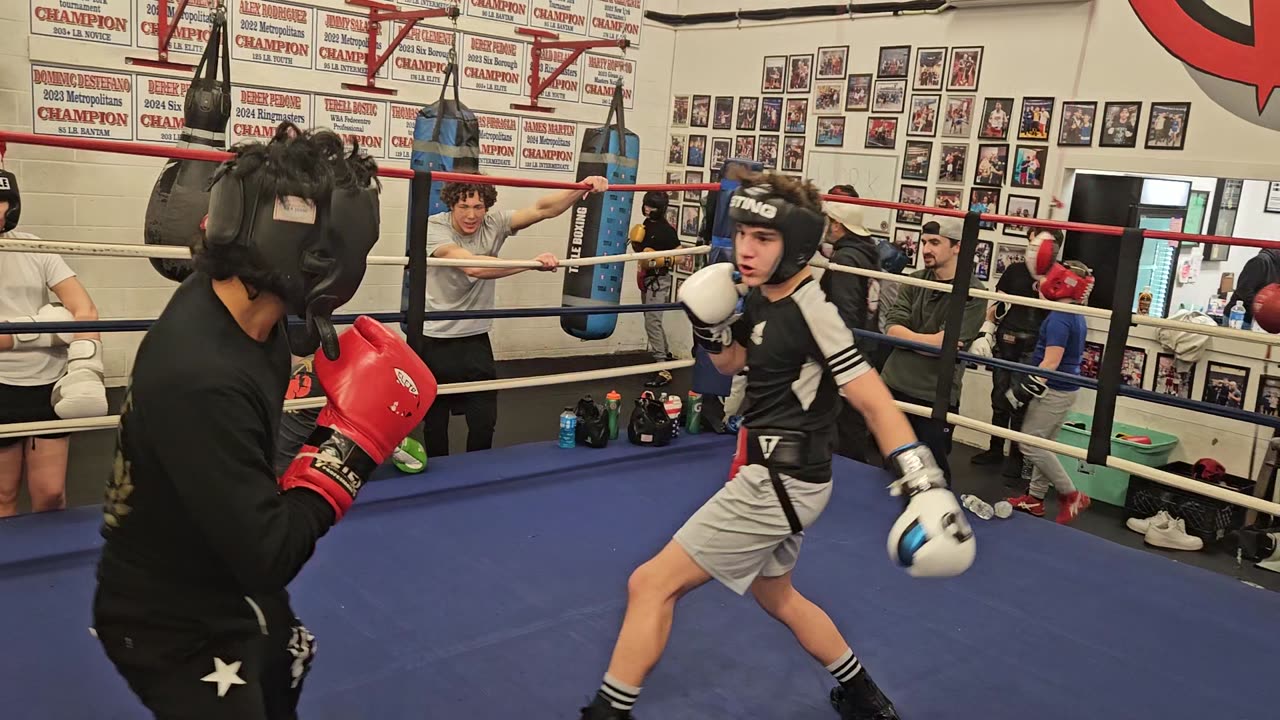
[[203, 125, 380, 360], [727, 180, 827, 284], [0, 169, 20, 233]]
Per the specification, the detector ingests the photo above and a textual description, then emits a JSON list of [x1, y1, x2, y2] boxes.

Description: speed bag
[[560, 86, 640, 341]]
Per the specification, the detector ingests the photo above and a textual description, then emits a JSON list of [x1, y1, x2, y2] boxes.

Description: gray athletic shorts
[[674, 463, 833, 596]]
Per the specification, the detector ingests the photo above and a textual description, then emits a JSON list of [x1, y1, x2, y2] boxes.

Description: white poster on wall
[[30, 0, 133, 46], [390, 23, 456, 86], [519, 117, 577, 173], [31, 65, 134, 140], [229, 86, 311, 143], [314, 94, 389, 158], [533, 46, 583, 103], [579, 52, 634, 109], [135, 0, 216, 55], [530, 0, 589, 35], [588, 0, 641, 46], [476, 111, 520, 169], [315, 9, 390, 79], [386, 102, 419, 162], [460, 33, 525, 97], [231, 0, 315, 70], [135, 74, 191, 143], [466, 0, 530, 26]]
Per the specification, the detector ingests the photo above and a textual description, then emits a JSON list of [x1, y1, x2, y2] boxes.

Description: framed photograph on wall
[[690, 95, 711, 128], [817, 46, 849, 79], [902, 141, 932, 180], [865, 117, 899, 148], [942, 95, 976, 138], [734, 135, 757, 161], [1082, 341, 1104, 380], [935, 188, 963, 210], [737, 97, 759, 131], [970, 188, 1001, 230], [787, 54, 814, 93], [1203, 361, 1249, 409], [1145, 102, 1191, 150], [762, 56, 786, 94], [664, 171, 682, 203], [1152, 352, 1194, 399], [907, 94, 941, 136], [898, 185, 927, 225], [815, 116, 846, 147], [877, 45, 911, 79], [664, 205, 680, 229], [672, 96, 690, 128], [1058, 101, 1097, 146], [668, 134, 686, 165], [1256, 374, 1280, 416], [686, 135, 706, 167], [709, 138, 731, 169], [846, 74, 872, 111], [1004, 194, 1040, 236], [1017, 97, 1054, 141], [1100, 101, 1142, 147], [872, 80, 906, 113], [978, 97, 1014, 139], [937, 144, 968, 184], [683, 171, 704, 204], [679, 205, 702, 238], [1011, 145, 1048, 189], [784, 98, 809, 134], [1121, 346, 1147, 388], [995, 243, 1025, 275], [894, 227, 921, 267], [914, 47, 946, 91], [946, 47, 983, 91], [974, 143, 1009, 186], [815, 82, 843, 113], [757, 135, 779, 168], [782, 136, 806, 171], [974, 239, 993, 281], [759, 97, 783, 132], [712, 96, 734, 130]]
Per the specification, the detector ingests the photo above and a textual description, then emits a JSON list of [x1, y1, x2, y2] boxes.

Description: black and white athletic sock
[[598, 673, 642, 711], [827, 648, 863, 686]]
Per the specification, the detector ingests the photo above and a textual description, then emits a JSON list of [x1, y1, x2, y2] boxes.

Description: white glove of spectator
[[13, 305, 74, 350]]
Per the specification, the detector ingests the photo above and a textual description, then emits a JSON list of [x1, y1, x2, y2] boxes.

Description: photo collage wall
[[667, 42, 1193, 288]]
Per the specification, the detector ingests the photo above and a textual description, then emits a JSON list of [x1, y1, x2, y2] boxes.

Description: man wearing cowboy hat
[[820, 185, 885, 463]]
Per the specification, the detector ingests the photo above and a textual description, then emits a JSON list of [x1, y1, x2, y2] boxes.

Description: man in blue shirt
[[1004, 259, 1094, 524]]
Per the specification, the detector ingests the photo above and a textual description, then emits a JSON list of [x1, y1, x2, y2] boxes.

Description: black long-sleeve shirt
[[96, 272, 334, 624], [818, 231, 881, 343], [1226, 249, 1280, 326]]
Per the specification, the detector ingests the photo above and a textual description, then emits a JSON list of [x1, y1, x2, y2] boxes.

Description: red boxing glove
[[280, 316, 437, 521]]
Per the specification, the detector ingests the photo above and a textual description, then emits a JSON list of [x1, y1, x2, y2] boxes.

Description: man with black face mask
[[630, 191, 681, 387]]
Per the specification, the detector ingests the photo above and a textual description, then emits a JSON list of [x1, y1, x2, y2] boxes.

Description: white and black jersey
[[730, 278, 870, 478]]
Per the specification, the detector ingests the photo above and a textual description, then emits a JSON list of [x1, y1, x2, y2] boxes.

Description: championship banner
[[465, 0, 529, 26], [31, 65, 134, 140], [231, 0, 314, 69], [135, 0, 215, 55], [135, 74, 190, 143], [389, 23, 455, 86], [530, 0, 588, 36], [395, 0, 453, 8], [387, 102, 419, 161], [580, 52, 634, 110], [518, 117, 576, 173], [314, 94, 389, 158], [316, 9, 390, 78], [229, 86, 311, 143], [30, 0, 132, 46], [535, 46, 582, 103], [475, 111, 520, 169], [459, 32, 525, 97], [588, 0, 641, 46]]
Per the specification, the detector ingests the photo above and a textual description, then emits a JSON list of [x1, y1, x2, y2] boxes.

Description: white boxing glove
[[53, 339, 108, 419], [968, 320, 997, 359], [885, 443, 976, 578], [12, 305, 75, 350], [678, 263, 747, 353]]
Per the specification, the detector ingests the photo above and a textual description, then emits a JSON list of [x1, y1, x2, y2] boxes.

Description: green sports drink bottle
[[686, 391, 702, 434], [605, 390, 621, 440]]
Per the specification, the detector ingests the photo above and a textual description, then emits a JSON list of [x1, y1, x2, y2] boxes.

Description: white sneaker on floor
[[1126, 509, 1171, 535], [1144, 516, 1204, 551]]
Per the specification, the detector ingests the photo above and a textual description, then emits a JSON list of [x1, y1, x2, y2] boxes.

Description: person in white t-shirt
[[0, 169, 106, 516]]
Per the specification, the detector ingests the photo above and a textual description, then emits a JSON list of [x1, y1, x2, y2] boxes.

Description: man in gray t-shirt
[[419, 177, 607, 457]]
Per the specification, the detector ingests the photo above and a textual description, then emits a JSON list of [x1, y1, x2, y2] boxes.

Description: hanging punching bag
[[142, 9, 231, 283], [560, 83, 640, 341], [402, 61, 480, 331]]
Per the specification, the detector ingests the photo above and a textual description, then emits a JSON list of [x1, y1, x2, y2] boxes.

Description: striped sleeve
[[793, 282, 870, 386]]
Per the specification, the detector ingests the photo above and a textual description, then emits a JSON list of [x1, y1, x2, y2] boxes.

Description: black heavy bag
[[143, 9, 231, 282], [560, 83, 640, 341], [628, 396, 674, 447], [402, 61, 480, 331], [575, 395, 610, 448]]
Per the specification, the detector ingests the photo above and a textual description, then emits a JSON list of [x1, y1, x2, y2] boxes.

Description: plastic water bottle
[[961, 494, 995, 520], [1229, 301, 1246, 330], [605, 390, 621, 440], [558, 407, 577, 449], [993, 500, 1013, 519]]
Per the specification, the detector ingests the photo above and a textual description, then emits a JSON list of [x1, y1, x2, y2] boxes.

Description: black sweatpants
[[418, 333, 498, 457], [890, 388, 957, 484], [94, 589, 316, 720], [988, 332, 1038, 463]]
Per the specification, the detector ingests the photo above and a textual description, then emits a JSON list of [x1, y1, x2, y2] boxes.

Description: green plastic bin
[[1049, 412, 1180, 506]]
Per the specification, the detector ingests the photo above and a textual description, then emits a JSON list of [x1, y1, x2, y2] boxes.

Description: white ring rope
[[0, 236, 709, 269], [818, 259, 1280, 347], [0, 359, 693, 439]]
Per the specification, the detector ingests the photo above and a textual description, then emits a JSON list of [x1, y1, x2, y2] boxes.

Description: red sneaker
[[1056, 491, 1091, 524], [1006, 494, 1045, 517]]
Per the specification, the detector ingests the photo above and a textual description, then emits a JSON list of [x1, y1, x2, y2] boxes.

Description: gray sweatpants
[[642, 273, 673, 361], [1016, 388, 1078, 498]]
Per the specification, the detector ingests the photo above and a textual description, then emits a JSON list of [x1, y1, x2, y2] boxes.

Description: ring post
[[405, 170, 432, 356], [932, 211, 982, 422], [1088, 226, 1144, 466]]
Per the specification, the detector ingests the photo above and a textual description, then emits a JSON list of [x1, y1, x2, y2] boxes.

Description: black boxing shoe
[[580, 694, 635, 720], [829, 669, 900, 720]]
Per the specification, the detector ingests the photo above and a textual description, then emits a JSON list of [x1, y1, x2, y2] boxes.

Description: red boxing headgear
[[1026, 231, 1057, 278], [1252, 283, 1280, 333], [1038, 261, 1093, 303]]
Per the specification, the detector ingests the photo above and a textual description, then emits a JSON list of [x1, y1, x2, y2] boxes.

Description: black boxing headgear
[[203, 124, 381, 361], [642, 190, 668, 213], [727, 180, 827, 284], [0, 169, 20, 233]]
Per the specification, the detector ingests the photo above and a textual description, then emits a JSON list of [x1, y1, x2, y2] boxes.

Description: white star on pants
[[201, 657, 246, 698]]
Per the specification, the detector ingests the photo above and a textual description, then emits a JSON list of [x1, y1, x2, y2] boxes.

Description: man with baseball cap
[[879, 216, 987, 482]]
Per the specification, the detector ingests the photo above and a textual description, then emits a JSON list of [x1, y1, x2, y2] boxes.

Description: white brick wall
[[2, 0, 684, 384]]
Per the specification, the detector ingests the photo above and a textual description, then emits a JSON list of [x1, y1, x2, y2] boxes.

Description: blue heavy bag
[[402, 61, 479, 332], [560, 83, 640, 341]]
